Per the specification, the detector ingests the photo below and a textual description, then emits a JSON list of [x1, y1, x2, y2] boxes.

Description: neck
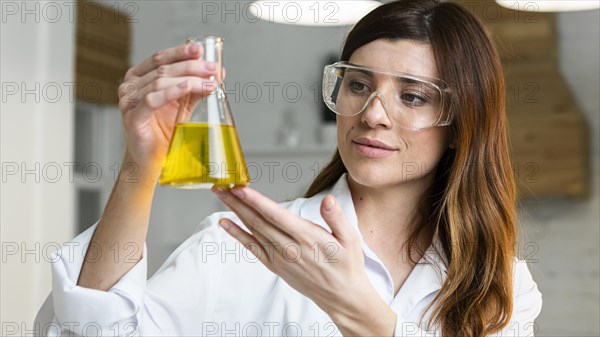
[[347, 173, 435, 247]]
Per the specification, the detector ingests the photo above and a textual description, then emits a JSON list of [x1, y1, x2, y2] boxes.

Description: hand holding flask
[[159, 36, 249, 189]]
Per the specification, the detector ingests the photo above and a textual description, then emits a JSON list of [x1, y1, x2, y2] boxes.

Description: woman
[[51, 0, 542, 336]]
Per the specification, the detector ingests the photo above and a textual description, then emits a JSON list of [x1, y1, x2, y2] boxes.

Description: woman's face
[[337, 39, 452, 190]]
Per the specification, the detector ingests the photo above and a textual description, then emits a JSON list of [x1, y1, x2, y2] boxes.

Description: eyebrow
[[346, 68, 375, 77], [394, 77, 437, 92], [345, 67, 439, 94], [396, 77, 419, 84], [347, 68, 430, 84], [395, 77, 441, 98]]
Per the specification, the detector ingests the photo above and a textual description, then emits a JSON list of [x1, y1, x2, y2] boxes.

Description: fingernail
[[325, 197, 335, 212], [205, 62, 216, 70], [232, 188, 245, 199], [219, 219, 231, 230], [189, 44, 199, 54], [178, 81, 188, 89], [213, 187, 227, 198], [204, 81, 216, 91]]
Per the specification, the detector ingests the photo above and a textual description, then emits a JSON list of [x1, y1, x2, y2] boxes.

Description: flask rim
[[186, 35, 224, 44]]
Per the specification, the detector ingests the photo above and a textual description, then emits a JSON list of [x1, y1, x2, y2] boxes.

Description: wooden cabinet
[[458, 0, 589, 197]]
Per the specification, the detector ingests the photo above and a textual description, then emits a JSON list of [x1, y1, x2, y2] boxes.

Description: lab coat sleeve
[[50, 212, 228, 336], [50, 220, 148, 336]]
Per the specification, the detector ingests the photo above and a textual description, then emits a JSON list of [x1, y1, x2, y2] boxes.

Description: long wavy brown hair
[[305, 1, 517, 336]]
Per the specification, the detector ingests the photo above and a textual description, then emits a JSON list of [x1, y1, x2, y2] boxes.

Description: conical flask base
[[159, 123, 249, 189]]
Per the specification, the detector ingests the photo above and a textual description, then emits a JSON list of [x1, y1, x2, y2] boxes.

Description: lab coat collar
[[299, 173, 447, 267], [300, 173, 359, 237], [299, 173, 448, 311]]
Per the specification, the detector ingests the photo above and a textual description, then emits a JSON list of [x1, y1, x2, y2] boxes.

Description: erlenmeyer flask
[[159, 36, 249, 189]]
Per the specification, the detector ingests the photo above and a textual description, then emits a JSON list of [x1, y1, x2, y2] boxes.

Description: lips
[[351, 137, 398, 158], [352, 137, 397, 151]]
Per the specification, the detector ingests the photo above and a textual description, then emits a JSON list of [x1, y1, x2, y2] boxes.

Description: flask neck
[[188, 36, 224, 83]]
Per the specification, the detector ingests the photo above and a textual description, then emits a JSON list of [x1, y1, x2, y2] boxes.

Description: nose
[[360, 92, 393, 129]]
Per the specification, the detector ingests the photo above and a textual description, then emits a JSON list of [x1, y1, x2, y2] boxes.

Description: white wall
[[0, 1, 75, 332], [558, 10, 600, 173]]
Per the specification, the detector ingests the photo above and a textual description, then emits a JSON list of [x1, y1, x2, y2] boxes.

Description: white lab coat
[[49, 173, 542, 336]]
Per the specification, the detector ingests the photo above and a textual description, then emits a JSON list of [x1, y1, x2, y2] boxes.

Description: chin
[[346, 164, 396, 189], [346, 159, 437, 190]]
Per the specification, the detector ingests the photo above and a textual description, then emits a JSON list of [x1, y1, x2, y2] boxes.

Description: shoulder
[[511, 257, 543, 320]]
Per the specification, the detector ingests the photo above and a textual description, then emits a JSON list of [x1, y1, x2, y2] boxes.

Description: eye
[[347, 80, 371, 94], [400, 91, 429, 107]]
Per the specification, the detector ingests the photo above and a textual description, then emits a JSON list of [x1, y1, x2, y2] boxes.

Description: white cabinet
[[73, 102, 125, 233]]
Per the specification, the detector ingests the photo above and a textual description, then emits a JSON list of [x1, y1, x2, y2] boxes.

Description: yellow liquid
[[159, 123, 249, 188]]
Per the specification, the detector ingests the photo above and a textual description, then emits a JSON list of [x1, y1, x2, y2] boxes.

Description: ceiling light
[[496, 1, 600, 12]]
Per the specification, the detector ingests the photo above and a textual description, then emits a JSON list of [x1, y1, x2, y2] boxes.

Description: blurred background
[[1, 0, 598, 335]]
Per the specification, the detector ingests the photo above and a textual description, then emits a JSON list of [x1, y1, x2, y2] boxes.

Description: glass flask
[[159, 36, 249, 189]]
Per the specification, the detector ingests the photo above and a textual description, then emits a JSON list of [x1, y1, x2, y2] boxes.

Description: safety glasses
[[322, 61, 453, 130]]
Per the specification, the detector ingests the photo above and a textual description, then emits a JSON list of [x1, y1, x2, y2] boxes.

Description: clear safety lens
[[322, 62, 451, 130]]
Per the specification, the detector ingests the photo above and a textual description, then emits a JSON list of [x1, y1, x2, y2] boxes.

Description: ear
[[448, 129, 457, 149], [449, 138, 456, 149]]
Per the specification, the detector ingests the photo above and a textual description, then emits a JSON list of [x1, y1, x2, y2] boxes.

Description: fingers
[[129, 43, 203, 78], [220, 187, 311, 243], [119, 76, 216, 113], [233, 187, 303, 236], [123, 81, 191, 126], [320, 195, 357, 246], [218, 218, 270, 265], [118, 43, 221, 114], [213, 187, 295, 245], [132, 59, 219, 93]]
